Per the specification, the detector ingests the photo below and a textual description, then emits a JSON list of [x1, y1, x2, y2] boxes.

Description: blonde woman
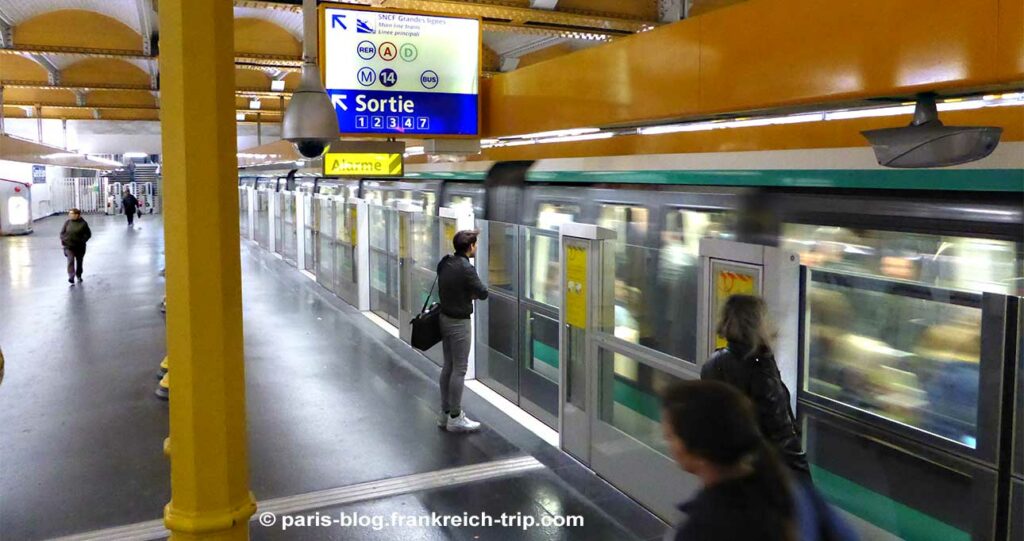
[[701, 294, 810, 481]]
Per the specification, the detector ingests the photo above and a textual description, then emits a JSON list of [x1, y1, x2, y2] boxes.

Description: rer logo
[[378, 42, 397, 61], [379, 68, 398, 88], [357, 67, 377, 87], [356, 40, 376, 60], [420, 70, 439, 90]]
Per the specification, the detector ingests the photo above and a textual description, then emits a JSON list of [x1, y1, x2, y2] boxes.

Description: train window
[[524, 226, 561, 308], [537, 202, 579, 230], [781, 224, 1023, 295], [448, 195, 475, 214], [486, 221, 518, 294], [806, 271, 983, 448]]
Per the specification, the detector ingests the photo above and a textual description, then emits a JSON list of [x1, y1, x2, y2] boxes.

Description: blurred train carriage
[[239, 159, 1022, 541]]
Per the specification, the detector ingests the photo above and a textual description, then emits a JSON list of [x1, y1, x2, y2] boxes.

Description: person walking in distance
[[60, 208, 92, 284], [701, 294, 811, 482], [436, 230, 488, 432], [122, 188, 139, 227]]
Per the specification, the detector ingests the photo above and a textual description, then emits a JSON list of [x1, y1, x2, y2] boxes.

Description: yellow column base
[[165, 493, 257, 541]]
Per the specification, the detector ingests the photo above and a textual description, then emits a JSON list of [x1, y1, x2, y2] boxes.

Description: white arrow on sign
[[331, 94, 348, 112]]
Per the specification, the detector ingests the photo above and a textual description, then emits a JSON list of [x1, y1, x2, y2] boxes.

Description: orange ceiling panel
[[0, 55, 49, 82], [485, 20, 701, 136], [3, 87, 76, 105], [483, 0, 1022, 137], [699, 0, 1001, 111], [62, 59, 150, 87], [14, 10, 142, 52], [234, 18, 301, 57]]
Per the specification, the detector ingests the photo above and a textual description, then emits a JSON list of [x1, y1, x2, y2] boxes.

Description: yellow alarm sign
[[323, 152, 403, 177]]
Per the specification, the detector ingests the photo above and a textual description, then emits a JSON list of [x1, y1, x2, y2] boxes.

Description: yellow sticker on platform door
[[348, 205, 358, 246], [565, 243, 588, 329], [711, 261, 760, 349], [443, 220, 456, 252]]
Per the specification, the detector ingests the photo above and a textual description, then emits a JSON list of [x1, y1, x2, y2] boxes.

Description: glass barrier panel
[[408, 213, 442, 312], [524, 226, 561, 308], [255, 190, 269, 247], [274, 192, 284, 255], [782, 224, 1023, 296], [524, 309, 559, 382], [806, 271, 984, 449], [597, 347, 685, 458], [282, 193, 297, 263], [485, 221, 518, 294], [480, 293, 520, 397], [335, 201, 357, 295], [238, 188, 249, 236], [316, 198, 335, 291], [304, 195, 314, 270]]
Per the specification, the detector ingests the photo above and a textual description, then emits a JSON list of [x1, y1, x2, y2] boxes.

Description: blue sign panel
[[323, 7, 480, 137], [327, 90, 477, 136]]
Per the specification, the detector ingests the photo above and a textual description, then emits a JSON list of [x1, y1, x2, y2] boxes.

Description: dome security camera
[[282, 61, 339, 159]]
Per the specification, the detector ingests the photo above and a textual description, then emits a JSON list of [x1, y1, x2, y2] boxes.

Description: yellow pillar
[[159, 1, 256, 539]]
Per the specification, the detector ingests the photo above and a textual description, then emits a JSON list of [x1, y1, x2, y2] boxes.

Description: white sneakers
[[438, 411, 449, 428], [444, 411, 481, 433]]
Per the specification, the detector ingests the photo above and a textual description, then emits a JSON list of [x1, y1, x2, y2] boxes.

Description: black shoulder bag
[[410, 257, 445, 351]]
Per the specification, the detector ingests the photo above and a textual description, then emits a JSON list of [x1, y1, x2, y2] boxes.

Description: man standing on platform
[[436, 230, 489, 432], [59, 208, 92, 284], [122, 188, 139, 227]]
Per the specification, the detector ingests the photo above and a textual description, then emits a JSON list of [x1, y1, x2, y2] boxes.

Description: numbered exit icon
[[399, 43, 418, 62]]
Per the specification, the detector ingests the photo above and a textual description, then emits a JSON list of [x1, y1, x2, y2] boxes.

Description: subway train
[[239, 156, 1023, 541]]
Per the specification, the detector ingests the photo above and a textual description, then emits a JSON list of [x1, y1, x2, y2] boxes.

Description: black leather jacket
[[701, 341, 810, 476], [437, 254, 488, 319]]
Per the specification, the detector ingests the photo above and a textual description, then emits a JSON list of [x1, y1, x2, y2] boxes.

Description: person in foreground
[[60, 208, 92, 284], [661, 380, 857, 541], [702, 294, 811, 480], [436, 230, 489, 432]]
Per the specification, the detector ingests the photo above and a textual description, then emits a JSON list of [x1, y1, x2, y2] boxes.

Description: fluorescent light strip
[[535, 132, 615, 144]]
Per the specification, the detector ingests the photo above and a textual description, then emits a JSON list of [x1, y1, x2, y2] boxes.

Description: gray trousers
[[439, 313, 472, 415], [64, 247, 85, 278]]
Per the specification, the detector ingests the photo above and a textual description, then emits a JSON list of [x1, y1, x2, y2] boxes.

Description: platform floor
[[0, 215, 668, 541]]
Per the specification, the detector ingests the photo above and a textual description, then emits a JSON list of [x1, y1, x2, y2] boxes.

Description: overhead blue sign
[[322, 6, 481, 137]]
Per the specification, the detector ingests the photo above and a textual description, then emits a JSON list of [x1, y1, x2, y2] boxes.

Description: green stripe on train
[[532, 340, 559, 369], [811, 465, 970, 541], [525, 169, 1023, 191], [613, 378, 662, 421], [407, 169, 1024, 191]]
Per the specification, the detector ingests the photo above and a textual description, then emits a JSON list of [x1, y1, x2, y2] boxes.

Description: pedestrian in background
[[122, 188, 139, 227], [701, 294, 811, 481], [60, 208, 92, 284], [436, 230, 488, 432]]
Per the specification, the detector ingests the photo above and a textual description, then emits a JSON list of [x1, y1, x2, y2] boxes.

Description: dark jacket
[[123, 193, 139, 212], [672, 474, 790, 541], [672, 476, 857, 541], [701, 342, 810, 476], [60, 218, 92, 250], [437, 253, 488, 319]]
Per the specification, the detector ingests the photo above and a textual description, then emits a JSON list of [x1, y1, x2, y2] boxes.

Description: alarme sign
[[321, 5, 480, 137]]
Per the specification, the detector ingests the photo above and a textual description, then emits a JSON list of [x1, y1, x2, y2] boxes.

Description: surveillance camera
[[862, 94, 1002, 168], [282, 61, 340, 160], [294, 140, 327, 159]]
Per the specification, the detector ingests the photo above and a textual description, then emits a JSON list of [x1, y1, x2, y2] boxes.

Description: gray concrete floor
[[0, 215, 667, 540]]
